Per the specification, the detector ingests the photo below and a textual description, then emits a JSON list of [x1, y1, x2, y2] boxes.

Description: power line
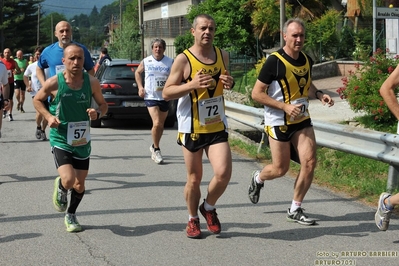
[[42, 4, 94, 10]]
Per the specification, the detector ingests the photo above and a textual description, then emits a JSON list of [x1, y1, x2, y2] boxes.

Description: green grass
[[229, 136, 398, 206], [230, 70, 257, 94]]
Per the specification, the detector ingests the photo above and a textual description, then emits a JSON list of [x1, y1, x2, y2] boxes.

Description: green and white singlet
[[49, 72, 92, 159]]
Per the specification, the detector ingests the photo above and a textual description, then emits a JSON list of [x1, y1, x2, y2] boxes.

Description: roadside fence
[[225, 101, 399, 192]]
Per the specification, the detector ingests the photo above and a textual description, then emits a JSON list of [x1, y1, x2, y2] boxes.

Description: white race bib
[[198, 95, 225, 125], [67, 121, 90, 146], [290, 97, 309, 121], [155, 76, 166, 91]]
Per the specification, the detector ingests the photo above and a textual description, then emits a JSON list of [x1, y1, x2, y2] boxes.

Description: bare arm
[[220, 50, 235, 90], [33, 76, 60, 128], [36, 66, 46, 86], [135, 60, 145, 98], [87, 68, 94, 76], [252, 79, 308, 119], [380, 64, 399, 119], [2, 83, 10, 111], [309, 82, 334, 106], [23, 75, 31, 91], [87, 75, 108, 120], [14, 63, 22, 75], [252, 79, 287, 111]]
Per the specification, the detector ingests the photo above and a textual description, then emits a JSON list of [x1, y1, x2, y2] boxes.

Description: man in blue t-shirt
[[36, 21, 94, 85]]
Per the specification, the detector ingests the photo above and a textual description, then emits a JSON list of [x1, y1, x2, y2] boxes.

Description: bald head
[[16, 50, 23, 59], [55, 21, 72, 47], [62, 44, 84, 74], [3, 48, 11, 59]]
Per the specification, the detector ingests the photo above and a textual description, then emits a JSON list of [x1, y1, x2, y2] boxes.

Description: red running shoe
[[186, 218, 201, 239], [199, 202, 221, 234]]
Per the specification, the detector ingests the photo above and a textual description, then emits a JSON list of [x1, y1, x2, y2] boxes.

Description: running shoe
[[375, 192, 393, 231], [3, 110, 7, 118], [20, 106, 25, 113], [248, 170, 264, 204], [35, 128, 42, 139], [199, 201, 221, 234], [186, 218, 201, 238], [287, 208, 316, 225], [40, 130, 47, 141], [150, 145, 163, 164], [53, 176, 68, 212], [8, 114, 13, 121], [64, 213, 82, 232]]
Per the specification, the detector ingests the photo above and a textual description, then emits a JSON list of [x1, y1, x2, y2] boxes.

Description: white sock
[[189, 215, 199, 221], [204, 200, 215, 211], [254, 172, 263, 184], [385, 195, 394, 210], [290, 200, 302, 212]]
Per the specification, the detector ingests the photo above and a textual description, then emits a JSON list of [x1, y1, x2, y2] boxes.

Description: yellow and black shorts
[[265, 119, 312, 142], [177, 130, 228, 152]]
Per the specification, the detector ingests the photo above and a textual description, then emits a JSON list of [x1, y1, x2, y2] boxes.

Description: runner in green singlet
[[33, 44, 107, 232]]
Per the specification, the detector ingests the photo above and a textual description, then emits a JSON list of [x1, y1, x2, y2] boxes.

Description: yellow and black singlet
[[258, 49, 313, 126], [177, 47, 228, 134]]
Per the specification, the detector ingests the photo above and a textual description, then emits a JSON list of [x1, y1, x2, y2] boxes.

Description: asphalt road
[[0, 97, 398, 266]]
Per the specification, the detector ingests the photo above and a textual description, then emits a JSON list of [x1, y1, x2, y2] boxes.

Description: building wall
[[143, 0, 201, 58], [144, 0, 193, 20]]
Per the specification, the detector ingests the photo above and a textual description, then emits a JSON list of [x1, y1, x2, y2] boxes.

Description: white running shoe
[[375, 192, 393, 231], [150, 145, 163, 164]]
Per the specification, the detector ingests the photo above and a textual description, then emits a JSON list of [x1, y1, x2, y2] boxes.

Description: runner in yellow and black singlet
[[163, 14, 235, 239]]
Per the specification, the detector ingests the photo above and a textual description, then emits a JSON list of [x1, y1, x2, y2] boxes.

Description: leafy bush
[[241, 57, 265, 108], [337, 48, 398, 127], [174, 32, 193, 55]]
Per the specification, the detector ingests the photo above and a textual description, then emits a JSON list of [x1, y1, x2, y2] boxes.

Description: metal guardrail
[[225, 101, 399, 192]]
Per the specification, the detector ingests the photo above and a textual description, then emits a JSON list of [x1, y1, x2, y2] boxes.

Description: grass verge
[[229, 134, 399, 207]]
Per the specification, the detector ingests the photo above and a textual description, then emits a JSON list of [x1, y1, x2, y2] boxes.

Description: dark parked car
[[92, 59, 177, 128]]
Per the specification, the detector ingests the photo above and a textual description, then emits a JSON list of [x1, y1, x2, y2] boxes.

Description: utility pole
[[37, 4, 40, 46], [280, 0, 285, 47], [0, 0, 4, 51], [120, 0, 122, 31], [138, 0, 144, 59]]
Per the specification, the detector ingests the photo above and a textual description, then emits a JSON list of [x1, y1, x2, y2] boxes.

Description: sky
[[42, 0, 116, 18]]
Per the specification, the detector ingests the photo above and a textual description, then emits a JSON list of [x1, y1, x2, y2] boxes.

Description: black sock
[[37, 126, 41, 130], [152, 144, 160, 151], [58, 179, 67, 192], [67, 189, 85, 214]]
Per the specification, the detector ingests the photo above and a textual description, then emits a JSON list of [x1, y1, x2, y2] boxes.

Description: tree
[[305, 10, 341, 62], [39, 12, 68, 46], [174, 34, 194, 55], [245, 0, 332, 50], [89, 6, 100, 28], [1, 0, 44, 52], [184, 0, 257, 56], [109, 15, 141, 60]]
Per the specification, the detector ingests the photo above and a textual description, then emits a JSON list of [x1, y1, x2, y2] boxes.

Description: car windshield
[[105, 65, 136, 79]]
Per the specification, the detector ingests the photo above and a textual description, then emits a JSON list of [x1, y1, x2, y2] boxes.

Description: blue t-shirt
[[38, 42, 94, 77]]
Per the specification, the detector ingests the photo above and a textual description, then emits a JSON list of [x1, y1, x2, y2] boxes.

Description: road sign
[[375, 7, 399, 19]]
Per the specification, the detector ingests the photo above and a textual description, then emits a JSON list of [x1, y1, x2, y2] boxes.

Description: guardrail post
[[257, 132, 267, 154], [387, 165, 399, 193]]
